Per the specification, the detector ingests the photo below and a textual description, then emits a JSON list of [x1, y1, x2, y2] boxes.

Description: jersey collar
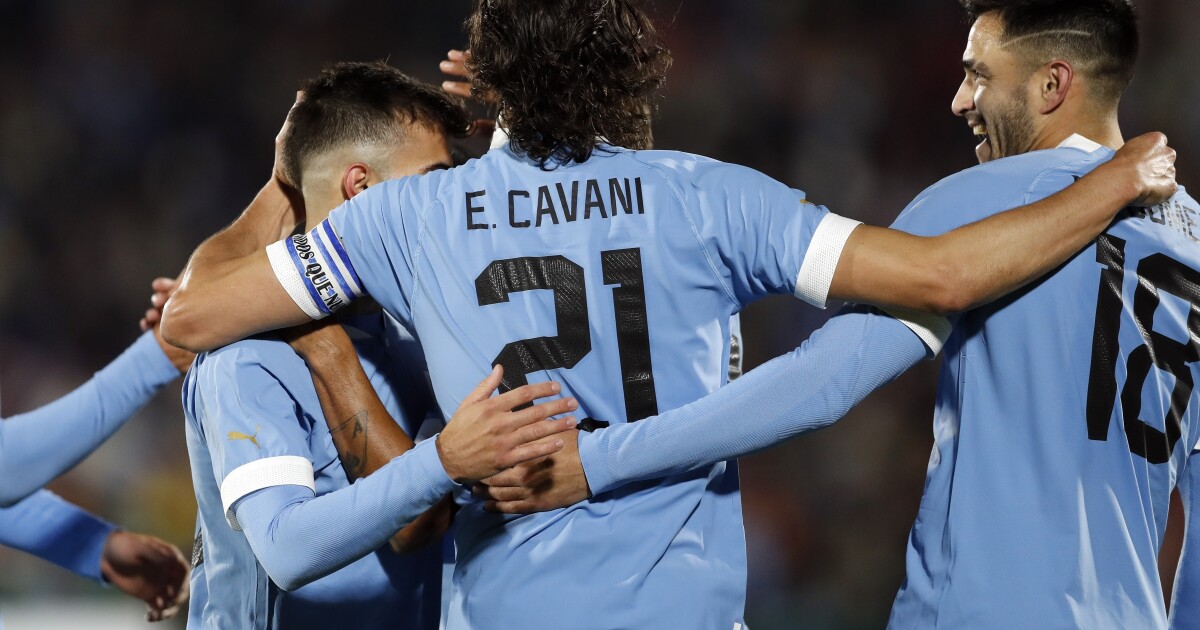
[[1057, 133, 1104, 153]]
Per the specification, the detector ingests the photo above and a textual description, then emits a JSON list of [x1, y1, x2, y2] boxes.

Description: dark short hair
[[466, 0, 671, 169], [960, 0, 1138, 106], [280, 61, 469, 188]]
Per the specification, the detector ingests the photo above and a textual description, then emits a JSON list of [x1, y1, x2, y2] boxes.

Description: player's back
[[182, 316, 443, 630], [326, 142, 837, 627], [886, 138, 1200, 629]]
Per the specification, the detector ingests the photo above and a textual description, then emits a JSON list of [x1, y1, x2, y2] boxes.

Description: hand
[[100, 531, 190, 622], [1106, 132, 1177, 207], [436, 366, 579, 484], [439, 49, 497, 139], [473, 428, 590, 514], [141, 277, 196, 373]]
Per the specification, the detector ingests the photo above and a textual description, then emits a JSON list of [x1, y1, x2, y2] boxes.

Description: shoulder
[[628, 149, 797, 198], [192, 337, 303, 387], [894, 147, 1111, 236]]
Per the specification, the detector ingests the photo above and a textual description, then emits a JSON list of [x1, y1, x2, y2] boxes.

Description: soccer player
[[159, 1, 1175, 627], [477, 0, 1199, 626], [181, 62, 574, 630], [0, 319, 194, 620]]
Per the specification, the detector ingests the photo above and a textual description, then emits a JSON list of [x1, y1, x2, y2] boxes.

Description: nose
[[952, 78, 974, 118]]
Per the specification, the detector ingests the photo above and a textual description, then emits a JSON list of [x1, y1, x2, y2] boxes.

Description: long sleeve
[[0, 331, 181, 506], [578, 306, 930, 495], [0, 489, 116, 582], [1169, 448, 1200, 629], [231, 437, 456, 592]]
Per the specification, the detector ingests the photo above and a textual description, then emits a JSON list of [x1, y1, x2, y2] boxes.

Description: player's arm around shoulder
[[827, 132, 1177, 315]]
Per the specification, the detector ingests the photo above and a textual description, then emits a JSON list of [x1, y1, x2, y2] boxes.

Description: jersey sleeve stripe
[[285, 236, 333, 316], [794, 213, 862, 308], [266, 240, 327, 320], [880, 306, 952, 357], [220, 455, 315, 531], [319, 220, 363, 295], [311, 227, 355, 301]]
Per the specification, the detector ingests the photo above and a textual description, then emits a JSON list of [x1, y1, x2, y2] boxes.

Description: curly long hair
[[466, 0, 671, 169]]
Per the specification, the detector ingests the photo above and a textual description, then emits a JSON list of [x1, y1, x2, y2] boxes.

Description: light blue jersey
[[271, 143, 857, 628], [886, 136, 1200, 629], [183, 313, 445, 630]]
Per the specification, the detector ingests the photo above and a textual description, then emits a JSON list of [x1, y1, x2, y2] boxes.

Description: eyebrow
[[963, 59, 992, 75]]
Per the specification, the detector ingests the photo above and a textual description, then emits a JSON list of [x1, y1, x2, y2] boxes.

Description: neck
[[1033, 114, 1124, 152]]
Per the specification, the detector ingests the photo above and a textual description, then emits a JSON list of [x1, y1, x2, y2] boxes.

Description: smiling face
[[952, 12, 1038, 163]]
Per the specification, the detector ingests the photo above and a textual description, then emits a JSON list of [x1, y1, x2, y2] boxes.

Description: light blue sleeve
[[192, 346, 321, 528], [0, 489, 116, 582], [665, 158, 848, 309], [1169, 448, 1200, 629], [0, 331, 180, 506], [578, 306, 929, 494], [322, 176, 431, 325], [231, 438, 457, 592]]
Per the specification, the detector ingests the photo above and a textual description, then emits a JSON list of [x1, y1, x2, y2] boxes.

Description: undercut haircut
[[466, 0, 671, 169], [960, 0, 1138, 106], [280, 61, 469, 189]]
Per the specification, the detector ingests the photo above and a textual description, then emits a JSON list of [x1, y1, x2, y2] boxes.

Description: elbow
[[262, 559, 319, 592], [160, 291, 215, 353], [919, 258, 975, 315]]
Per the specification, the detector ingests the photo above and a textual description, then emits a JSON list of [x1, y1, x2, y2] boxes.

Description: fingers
[[442, 81, 473, 99], [485, 499, 542, 514], [151, 277, 177, 292], [502, 432, 568, 469], [461, 365, 503, 406], [473, 484, 530, 502], [504, 396, 577, 428], [490, 380, 562, 412]]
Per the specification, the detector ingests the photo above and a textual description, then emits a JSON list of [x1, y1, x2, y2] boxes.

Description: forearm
[[0, 490, 116, 581], [292, 322, 454, 551], [579, 307, 929, 495], [233, 438, 456, 591], [1169, 450, 1200, 628], [0, 331, 180, 506], [831, 161, 1138, 314], [162, 179, 305, 352]]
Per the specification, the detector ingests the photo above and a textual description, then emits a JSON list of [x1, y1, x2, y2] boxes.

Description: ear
[[341, 164, 371, 200], [1037, 60, 1074, 115]]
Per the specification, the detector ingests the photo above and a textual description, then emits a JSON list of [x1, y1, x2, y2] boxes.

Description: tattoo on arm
[[330, 410, 370, 480]]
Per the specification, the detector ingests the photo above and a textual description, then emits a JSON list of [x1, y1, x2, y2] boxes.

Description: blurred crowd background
[[0, 0, 1197, 628]]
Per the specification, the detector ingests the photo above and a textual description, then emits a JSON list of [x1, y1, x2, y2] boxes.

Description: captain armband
[[265, 220, 365, 320]]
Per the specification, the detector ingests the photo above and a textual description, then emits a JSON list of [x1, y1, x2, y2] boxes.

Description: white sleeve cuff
[[794, 213, 862, 308], [881, 307, 952, 357], [220, 456, 315, 531]]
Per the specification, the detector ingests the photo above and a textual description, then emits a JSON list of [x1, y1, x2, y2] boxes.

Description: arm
[[1169, 448, 1200, 628], [478, 306, 928, 511], [232, 439, 457, 591], [161, 179, 308, 352], [0, 330, 184, 506], [0, 490, 189, 621], [284, 322, 453, 553], [829, 133, 1177, 313]]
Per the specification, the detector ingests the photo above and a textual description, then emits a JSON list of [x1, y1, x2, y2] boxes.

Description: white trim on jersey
[[1058, 134, 1104, 153], [881, 306, 952, 357], [794, 213, 862, 308], [220, 456, 315, 531]]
